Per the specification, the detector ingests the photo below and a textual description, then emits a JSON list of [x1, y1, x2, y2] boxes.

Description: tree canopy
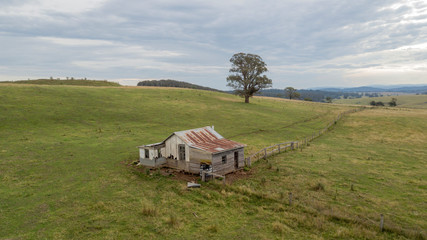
[[226, 53, 272, 103], [284, 87, 300, 100]]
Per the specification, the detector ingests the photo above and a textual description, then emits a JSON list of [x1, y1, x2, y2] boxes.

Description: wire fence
[[241, 106, 426, 239], [244, 107, 366, 166]]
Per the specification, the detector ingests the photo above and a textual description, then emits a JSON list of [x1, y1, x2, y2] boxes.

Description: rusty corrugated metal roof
[[173, 126, 245, 153]]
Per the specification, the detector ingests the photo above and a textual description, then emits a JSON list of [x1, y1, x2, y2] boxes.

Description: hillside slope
[[137, 79, 221, 92], [0, 85, 424, 239], [0, 79, 121, 86]]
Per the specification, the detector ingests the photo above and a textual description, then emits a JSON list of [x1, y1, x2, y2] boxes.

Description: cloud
[[0, 0, 108, 17], [0, 0, 426, 88], [37, 37, 115, 46]]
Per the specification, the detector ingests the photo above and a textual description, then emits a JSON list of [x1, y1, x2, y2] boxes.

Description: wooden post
[[201, 171, 206, 182], [291, 142, 294, 150], [380, 214, 384, 232], [289, 192, 292, 206], [223, 175, 226, 185], [278, 144, 281, 153], [247, 157, 251, 167], [264, 148, 267, 159]]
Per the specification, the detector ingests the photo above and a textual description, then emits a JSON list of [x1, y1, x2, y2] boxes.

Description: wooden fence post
[[264, 148, 267, 159], [278, 144, 281, 153], [247, 157, 251, 167], [291, 142, 294, 150], [380, 214, 384, 232], [201, 171, 206, 182]]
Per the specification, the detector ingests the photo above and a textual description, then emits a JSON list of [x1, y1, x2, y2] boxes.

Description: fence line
[[239, 106, 426, 238], [244, 107, 366, 166]]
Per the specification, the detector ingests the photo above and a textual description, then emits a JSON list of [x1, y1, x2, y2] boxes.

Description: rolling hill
[[0, 84, 425, 239], [0, 79, 121, 86], [137, 79, 221, 92]]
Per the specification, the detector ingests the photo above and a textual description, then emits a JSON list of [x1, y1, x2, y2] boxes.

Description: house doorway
[[234, 151, 239, 169]]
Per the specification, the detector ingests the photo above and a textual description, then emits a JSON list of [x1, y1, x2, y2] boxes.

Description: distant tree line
[[137, 79, 222, 92], [370, 98, 397, 107], [255, 89, 364, 102]]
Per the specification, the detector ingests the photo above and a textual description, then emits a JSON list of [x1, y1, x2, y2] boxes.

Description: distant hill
[[317, 85, 427, 93], [0, 79, 121, 86], [137, 79, 222, 92]]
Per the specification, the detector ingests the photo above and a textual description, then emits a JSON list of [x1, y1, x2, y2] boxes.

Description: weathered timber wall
[[139, 157, 167, 167], [212, 148, 244, 175], [188, 148, 213, 174], [164, 135, 190, 161]]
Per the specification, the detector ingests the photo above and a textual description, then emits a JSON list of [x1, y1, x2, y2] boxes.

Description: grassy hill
[[0, 79, 121, 86], [0, 85, 425, 239], [334, 95, 427, 109], [137, 79, 221, 92]]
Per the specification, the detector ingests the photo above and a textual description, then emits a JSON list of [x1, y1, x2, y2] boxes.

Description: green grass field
[[0, 79, 121, 87], [334, 94, 427, 109], [1, 84, 425, 239]]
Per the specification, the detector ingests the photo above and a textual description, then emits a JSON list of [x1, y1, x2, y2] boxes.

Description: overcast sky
[[0, 0, 426, 89]]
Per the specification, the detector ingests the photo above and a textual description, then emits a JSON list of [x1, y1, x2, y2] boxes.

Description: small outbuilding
[[138, 126, 246, 175]]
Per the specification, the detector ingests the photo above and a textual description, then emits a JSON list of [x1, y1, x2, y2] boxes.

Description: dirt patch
[[163, 168, 200, 182], [224, 168, 254, 184], [126, 160, 254, 184]]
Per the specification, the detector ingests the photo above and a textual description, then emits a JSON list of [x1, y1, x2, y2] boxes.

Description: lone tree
[[226, 53, 272, 103], [284, 87, 300, 100], [388, 97, 397, 107]]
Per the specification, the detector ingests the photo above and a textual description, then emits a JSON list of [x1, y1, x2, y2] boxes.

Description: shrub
[[207, 225, 218, 233], [141, 205, 157, 216], [272, 221, 285, 234], [166, 215, 179, 227], [261, 177, 267, 186], [311, 182, 325, 191], [388, 97, 397, 107]]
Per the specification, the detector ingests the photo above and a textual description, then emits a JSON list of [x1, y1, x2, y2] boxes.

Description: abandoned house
[[138, 126, 246, 175]]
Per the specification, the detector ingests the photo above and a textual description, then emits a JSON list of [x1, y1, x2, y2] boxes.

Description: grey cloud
[[0, 0, 426, 89]]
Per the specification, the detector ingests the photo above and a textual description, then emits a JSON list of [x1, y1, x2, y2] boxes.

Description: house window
[[145, 149, 149, 159], [222, 155, 227, 164], [234, 151, 239, 161], [178, 144, 186, 160]]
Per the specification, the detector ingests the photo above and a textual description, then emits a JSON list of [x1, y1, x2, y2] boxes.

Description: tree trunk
[[245, 95, 250, 103]]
